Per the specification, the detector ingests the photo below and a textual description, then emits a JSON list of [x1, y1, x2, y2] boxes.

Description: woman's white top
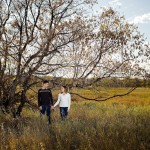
[[54, 93, 71, 110]]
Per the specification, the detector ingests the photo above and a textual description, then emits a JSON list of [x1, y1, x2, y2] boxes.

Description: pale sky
[[92, 0, 150, 42]]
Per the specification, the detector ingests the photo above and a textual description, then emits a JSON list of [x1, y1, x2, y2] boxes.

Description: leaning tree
[[0, 0, 149, 117]]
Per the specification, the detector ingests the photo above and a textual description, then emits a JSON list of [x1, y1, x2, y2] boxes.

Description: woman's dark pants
[[60, 107, 68, 120]]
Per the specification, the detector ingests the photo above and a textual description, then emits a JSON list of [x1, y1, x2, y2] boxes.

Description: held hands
[[39, 106, 42, 111], [51, 106, 55, 110]]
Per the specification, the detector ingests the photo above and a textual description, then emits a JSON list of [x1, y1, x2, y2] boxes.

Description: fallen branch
[[70, 87, 137, 102]]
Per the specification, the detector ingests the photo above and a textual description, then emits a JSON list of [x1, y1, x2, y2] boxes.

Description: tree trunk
[[16, 91, 27, 116]]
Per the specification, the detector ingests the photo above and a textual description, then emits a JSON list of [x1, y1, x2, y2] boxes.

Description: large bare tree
[[0, 0, 97, 116]]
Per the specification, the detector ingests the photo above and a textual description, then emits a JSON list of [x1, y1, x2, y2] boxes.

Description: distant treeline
[[14, 75, 149, 89], [95, 78, 150, 88]]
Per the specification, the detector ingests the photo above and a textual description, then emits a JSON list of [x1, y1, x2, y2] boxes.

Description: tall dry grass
[[0, 88, 150, 150]]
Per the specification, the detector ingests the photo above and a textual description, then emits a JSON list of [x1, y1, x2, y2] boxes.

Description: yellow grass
[[0, 88, 150, 150]]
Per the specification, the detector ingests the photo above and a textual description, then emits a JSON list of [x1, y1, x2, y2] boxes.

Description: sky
[[92, 0, 150, 42]]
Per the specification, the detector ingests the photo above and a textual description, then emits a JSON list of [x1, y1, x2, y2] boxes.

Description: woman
[[54, 86, 71, 120]]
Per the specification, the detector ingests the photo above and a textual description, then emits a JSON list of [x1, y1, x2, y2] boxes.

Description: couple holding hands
[[38, 80, 71, 124]]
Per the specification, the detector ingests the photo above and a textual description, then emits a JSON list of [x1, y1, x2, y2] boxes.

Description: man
[[38, 80, 53, 124]]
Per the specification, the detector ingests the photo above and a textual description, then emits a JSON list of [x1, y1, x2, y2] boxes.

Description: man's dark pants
[[40, 104, 51, 124]]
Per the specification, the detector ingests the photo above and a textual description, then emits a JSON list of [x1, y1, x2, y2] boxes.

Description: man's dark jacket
[[38, 88, 53, 107]]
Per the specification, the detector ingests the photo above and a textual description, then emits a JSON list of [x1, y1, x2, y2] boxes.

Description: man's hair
[[43, 80, 49, 84]]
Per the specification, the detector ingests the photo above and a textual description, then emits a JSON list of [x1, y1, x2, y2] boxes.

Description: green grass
[[0, 88, 150, 150]]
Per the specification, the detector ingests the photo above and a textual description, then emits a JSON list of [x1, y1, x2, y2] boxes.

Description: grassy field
[[0, 88, 150, 150]]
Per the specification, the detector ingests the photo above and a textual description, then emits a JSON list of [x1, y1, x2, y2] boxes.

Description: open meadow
[[0, 88, 150, 150]]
